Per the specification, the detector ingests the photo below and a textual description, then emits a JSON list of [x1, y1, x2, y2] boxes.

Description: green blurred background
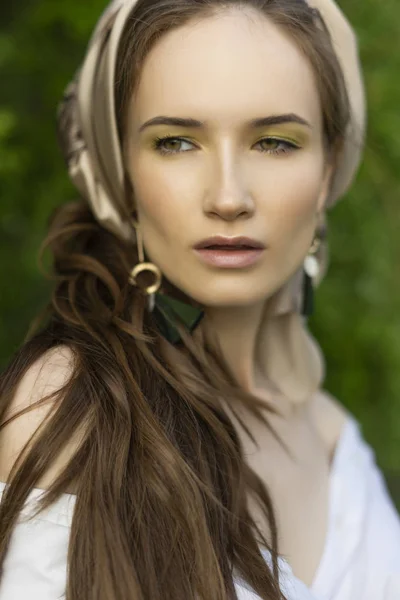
[[0, 1, 399, 506]]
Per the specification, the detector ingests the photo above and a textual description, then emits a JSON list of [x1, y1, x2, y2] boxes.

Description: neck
[[196, 299, 323, 420], [201, 301, 266, 393]]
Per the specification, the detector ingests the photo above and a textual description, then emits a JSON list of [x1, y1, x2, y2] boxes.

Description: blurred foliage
[[0, 1, 399, 503]]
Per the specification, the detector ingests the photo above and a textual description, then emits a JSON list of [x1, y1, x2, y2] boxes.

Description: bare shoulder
[[0, 344, 80, 490], [308, 388, 352, 464], [2, 344, 75, 422]]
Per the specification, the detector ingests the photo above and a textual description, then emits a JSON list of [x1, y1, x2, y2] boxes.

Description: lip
[[193, 235, 266, 250], [193, 247, 265, 268]]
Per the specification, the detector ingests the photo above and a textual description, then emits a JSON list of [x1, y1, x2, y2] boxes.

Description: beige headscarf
[[57, 0, 366, 404]]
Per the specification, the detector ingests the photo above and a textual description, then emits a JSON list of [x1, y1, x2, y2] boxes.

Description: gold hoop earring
[[128, 217, 162, 311]]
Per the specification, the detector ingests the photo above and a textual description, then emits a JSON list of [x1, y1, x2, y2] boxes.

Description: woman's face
[[124, 8, 332, 308]]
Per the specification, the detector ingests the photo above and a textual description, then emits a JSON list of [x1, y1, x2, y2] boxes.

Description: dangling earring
[[128, 214, 204, 344], [128, 216, 162, 312], [301, 232, 321, 317]]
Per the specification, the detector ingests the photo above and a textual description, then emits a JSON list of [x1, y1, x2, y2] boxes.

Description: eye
[[254, 137, 300, 155], [152, 136, 194, 155], [151, 135, 300, 156]]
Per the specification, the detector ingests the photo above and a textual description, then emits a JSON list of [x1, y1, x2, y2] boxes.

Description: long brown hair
[[0, 1, 349, 599]]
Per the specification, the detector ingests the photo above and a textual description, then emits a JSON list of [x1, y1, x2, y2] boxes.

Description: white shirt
[[1, 415, 400, 599]]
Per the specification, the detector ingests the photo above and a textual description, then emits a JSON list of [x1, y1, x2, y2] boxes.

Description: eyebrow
[[138, 113, 312, 133]]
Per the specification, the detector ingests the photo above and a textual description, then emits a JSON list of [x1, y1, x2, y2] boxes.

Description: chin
[[164, 266, 286, 309], [185, 287, 271, 309]]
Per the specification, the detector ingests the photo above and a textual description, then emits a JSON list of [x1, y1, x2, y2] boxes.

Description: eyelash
[[152, 135, 300, 156]]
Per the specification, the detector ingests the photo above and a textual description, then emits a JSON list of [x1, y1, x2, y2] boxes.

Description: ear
[[316, 162, 335, 213]]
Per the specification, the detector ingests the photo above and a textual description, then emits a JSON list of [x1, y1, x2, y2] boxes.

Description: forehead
[[130, 9, 322, 131]]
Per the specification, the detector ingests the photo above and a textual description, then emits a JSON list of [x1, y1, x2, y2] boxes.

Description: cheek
[[260, 155, 324, 236], [128, 157, 196, 242], [258, 155, 325, 273]]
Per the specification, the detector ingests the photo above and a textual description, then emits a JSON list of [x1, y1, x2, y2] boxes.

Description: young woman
[[0, 0, 399, 598]]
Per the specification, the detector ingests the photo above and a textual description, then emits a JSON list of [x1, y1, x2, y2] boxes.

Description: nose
[[202, 156, 255, 222]]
